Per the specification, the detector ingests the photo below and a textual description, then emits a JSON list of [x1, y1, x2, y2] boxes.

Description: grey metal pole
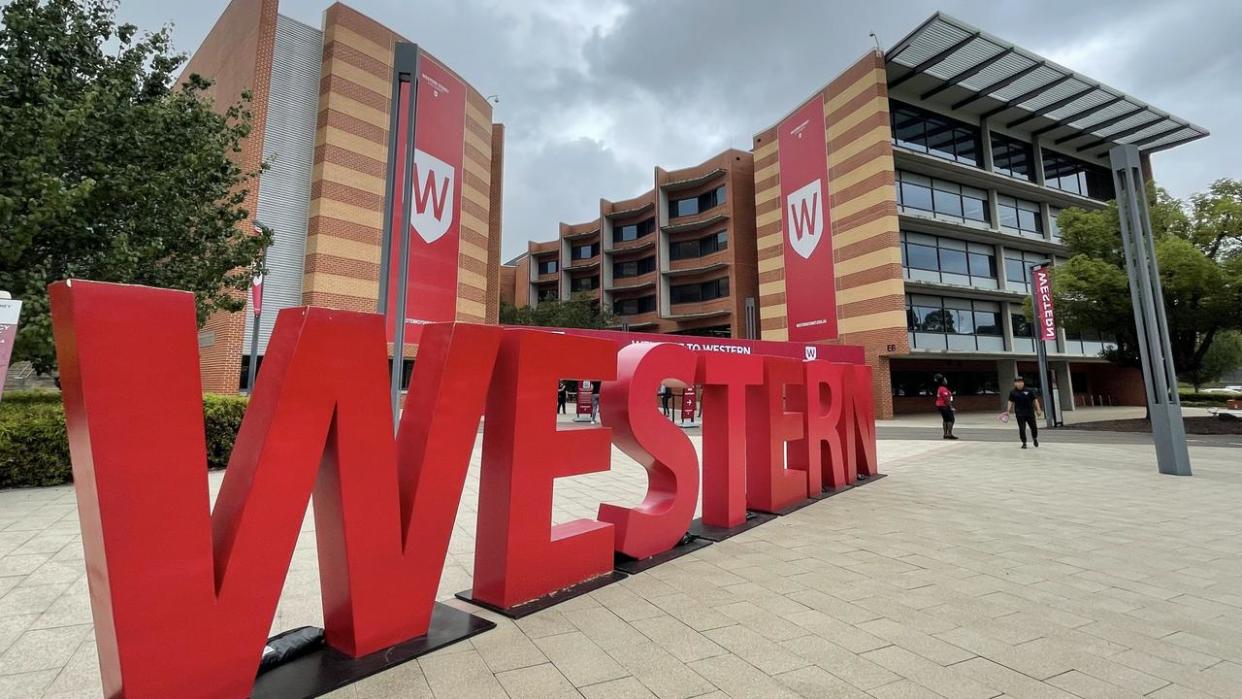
[[379, 43, 421, 427], [1109, 144, 1191, 476]]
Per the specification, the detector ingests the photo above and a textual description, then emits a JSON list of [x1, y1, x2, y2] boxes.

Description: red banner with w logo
[[778, 97, 837, 342], [386, 54, 467, 344]]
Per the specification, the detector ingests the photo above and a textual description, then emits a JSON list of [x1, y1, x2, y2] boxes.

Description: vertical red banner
[[778, 97, 837, 341], [1031, 265, 1056, 340], [576, 380, 594, 418], [386, 53, 467, 345], [680, 385, 697, 421]]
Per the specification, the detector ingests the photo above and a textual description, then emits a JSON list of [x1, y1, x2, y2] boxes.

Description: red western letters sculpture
[[48, 280, 878, 698], [471, 329, 616, 609], [598, 343, 699, 559]]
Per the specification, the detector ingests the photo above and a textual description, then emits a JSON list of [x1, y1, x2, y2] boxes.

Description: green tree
[[0, 0, 271, 374], [1194, 330, 1242, 391], [1052, 181, 1242, 388], [500, 293, 616, 329]]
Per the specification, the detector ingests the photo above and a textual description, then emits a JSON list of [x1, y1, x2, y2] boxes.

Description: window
[[570, 275, 598, 292], [1004, 250, 1048, 292], [1011, 312, 1032, 338], [897, 171, 988, 224], [613, 218, 655, 243], [991, 134, 1034, 181], [613, 295, 656, 315], [669, 185, 726, 219], [613, 256, 656, 279], [890, 101, 981, 167], [906, 294, 1003, 351], [1043, 150, 1115, 200], [668, 230, 728, 261], [536, 258, 558, 275], [670, 278, 729, 304], [997, 195, 1043, 238], [891, 370, 999, 397], [900, 232, 996, 288], [571, 242, 599, 260], [1049, 206, 1063, 243], [537, 286, 559, 302]]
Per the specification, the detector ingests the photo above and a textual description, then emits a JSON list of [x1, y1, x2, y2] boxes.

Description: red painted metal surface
[[745, 357, 809, 513], [696, 353, 763, 528]]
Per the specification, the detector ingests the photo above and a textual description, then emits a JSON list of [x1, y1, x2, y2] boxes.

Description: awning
[[885, 13, 1208, 159]]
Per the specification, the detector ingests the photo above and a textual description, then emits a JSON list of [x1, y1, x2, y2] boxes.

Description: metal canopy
[[885, 13, 1208, 159]]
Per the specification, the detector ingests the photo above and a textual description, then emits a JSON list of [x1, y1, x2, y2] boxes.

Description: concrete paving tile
[[686, 654, 801, 699], [418, 648, 507, 699], [605, 642, 716, 699], [533, 631, 629, 687], [862, 645, 999, 699], [779, 634, 901, 691], [859, 617, 975, 666], [564, 605, 650, 651], [865, 678, 948, 699], [0, 623, 90, 674], [1045, 669, 1143, 699], [629, 615, 727, 664], [348, 658, 434, 698], [42, 640, 100, 696], [0, 669, 59, 699], [701, 624, 810, 675], [469, 618, 548, 673], [495, 662, 582, 699], [579, 676, 656, 699], [952, 657, 1078, 698], [772, 664, 871, 698]]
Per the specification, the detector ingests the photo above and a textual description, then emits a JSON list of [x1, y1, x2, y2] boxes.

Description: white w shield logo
[[785, 179, 824, 260], [410, 148, 455, 243]]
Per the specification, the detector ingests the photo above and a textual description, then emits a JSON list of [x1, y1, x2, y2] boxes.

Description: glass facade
[[991, 133, 1035, 181], [1049, 206, 1063, 243], [906, 294, 1004, 351], [613, 256, 656, 279], [536, 258, 557, 275], [1004, 249, 1048, 293], [997, 195, 1043, 239], [892, 370, 999, 397], [669, 185, 726, 219], [891, 101, 980, 166], [1043, 150, 1115, 200], [614, 295, 656, 315], [669, 230, 728, 261], [896, 171, 989, 224], [670, 278, 729, 304], [613, 218, 655, 243], [901, 231, 997, 289]]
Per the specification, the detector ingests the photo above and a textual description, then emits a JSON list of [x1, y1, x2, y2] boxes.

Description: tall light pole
[[1110, 144, 1192, 476], [246, 221, 268, 396]]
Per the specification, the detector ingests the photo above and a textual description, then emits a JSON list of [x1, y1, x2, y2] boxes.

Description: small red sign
[[576, 380, 594, 417], [680, 385, 697, 421], [1031, 265, 1056, 340]]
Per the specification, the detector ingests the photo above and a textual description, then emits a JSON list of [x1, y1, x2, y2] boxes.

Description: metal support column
[[1110, 144, 1191, 476], [377, 43, 421, 429]]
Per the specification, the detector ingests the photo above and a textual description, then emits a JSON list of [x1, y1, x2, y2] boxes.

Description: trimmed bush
[[0, 393, 249, 489], [1179, 391, 1238, 405]]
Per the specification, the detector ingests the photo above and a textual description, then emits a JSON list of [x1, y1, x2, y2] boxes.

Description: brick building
[[186, 0, 503, 393], [508, 149, 759, 338], [750, 13, 1207, 417]]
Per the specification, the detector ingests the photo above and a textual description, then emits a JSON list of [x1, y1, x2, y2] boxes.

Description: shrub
[[1178, 391, 1236, 405], [0, 393, 249, 489]]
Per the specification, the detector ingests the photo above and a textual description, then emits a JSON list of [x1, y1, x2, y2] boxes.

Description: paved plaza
[[1, 419, 1241, 698]]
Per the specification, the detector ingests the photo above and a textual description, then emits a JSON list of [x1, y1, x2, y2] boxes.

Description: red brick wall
[[182, 0, 279, 394]]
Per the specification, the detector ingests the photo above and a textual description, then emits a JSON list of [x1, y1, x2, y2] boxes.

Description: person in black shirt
[[1006, 376, 1043, 448], [557, 381, 568, 414]]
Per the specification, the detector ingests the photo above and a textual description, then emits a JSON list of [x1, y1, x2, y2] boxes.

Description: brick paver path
[[1, 433, 1241, 698]]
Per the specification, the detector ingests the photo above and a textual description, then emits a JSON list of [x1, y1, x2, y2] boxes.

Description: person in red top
[[933, 373, 958, 440]]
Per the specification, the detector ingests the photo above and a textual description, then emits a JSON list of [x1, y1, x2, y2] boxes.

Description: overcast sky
[[117, 0, 1241, 261]]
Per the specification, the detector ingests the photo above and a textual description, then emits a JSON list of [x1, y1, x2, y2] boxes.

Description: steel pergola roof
[[885, 13, 1208, 159]]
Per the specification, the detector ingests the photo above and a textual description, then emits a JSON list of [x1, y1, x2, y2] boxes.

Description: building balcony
[[667, 253, 729, 275], [610, 235, 657, 254], [608, 271, 658, 292], [893, 147, 1106, 212], [612, 311, 660, 329], [667, 296, 733, 320], [535, 271, 559, 283], [662, 211, 728, 235], [564, 256, 601, 272]]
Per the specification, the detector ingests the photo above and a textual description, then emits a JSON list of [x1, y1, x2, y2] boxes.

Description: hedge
[[1178, 391, 1238, 405], [0, 391, 248, 489]]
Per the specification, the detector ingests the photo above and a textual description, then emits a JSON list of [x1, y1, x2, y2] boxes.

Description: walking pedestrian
[[1006, 376, 1043, 448], [557, 380, 568, 414], [591, 379, 602, 424], [659, 383, 672, 417], [934, 373, 958, 440]]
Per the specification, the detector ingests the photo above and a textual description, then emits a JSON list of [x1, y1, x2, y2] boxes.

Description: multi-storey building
[[185, 0, 503, 393], [752, 13, 1206, 417], [510, 149, 758, 338]]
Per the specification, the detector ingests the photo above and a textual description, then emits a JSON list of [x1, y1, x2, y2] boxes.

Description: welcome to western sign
[[50, 279, 877, 698]]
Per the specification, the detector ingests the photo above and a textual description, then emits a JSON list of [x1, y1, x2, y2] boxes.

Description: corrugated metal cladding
[[244, 14, 323, 354]]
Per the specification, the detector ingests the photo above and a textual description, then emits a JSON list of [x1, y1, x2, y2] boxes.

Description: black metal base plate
[[250, 602, 495, 699], [455, 570, 627, 619], [614, 536, 712, 575], [688, 511, 777, 542]]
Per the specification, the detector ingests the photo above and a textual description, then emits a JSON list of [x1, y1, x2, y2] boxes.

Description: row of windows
[[669, 230, 728, 261], [536, 257, 557, 275], [1003, 250, 1048, 292], [613, 218, 655, 243], [900, 231, 996, 284], [891, 100, 1115, 202], [892, 370, 1000, 397], [897, 170, 989, 224], [536, 285, 558, 302], [891, 101, 980, 167], [614, 295, 656, 316], [570, 275, 598, 292], [571, 241, 600, 260], [997, 195, 1043, 238], [670, 277, 729, 304], [907, 295, 1002, 336], [670, 185, 726, 219], [613, 256, 656, 279]]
